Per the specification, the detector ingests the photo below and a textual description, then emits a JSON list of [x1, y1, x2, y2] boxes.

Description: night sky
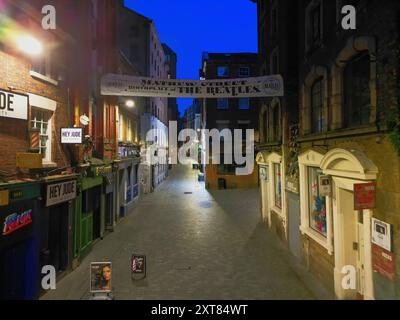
[[124, 0, 258, 116]]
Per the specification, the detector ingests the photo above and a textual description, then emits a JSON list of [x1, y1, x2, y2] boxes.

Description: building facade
[[255, 0, 400, 300], [201, 52, 260, 189]]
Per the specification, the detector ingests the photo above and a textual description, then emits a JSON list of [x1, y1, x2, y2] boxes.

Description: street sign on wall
[[0, 90, 28, 120], [101, 74, 284, 98], [371, 218, 392, 252], [61, 128, 84, 144], [354, 182, 376, 210]]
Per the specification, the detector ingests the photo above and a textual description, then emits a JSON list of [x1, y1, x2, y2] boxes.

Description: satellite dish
[[80, 115, 90, 126]]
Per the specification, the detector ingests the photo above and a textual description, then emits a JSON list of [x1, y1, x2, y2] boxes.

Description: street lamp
[[126, 100, 135, 108], [16, 35, 43, 56]]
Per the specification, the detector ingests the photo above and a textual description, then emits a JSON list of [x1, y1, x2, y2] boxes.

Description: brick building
[[254, 0, 400, 299], [200, 52, 260, 189]]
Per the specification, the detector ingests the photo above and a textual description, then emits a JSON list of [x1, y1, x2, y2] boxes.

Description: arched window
[[273, 105, 280, 141], [343, 52, 371, 127], [311, 78, 324, 133], [263, 109, 268, 142]]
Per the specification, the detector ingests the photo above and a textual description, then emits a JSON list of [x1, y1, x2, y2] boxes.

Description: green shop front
[[73, 165, 104, 263]]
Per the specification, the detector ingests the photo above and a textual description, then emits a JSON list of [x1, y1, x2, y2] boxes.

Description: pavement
[[41, 164, 332, 300]]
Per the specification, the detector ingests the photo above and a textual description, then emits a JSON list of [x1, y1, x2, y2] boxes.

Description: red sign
[[354, 182, 376, 210], [372, 244, 396, 281]]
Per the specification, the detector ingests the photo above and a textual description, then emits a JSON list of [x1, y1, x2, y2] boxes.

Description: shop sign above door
[[101, 74, 284, 98], [0, 89, 28, 120], [46, 180, 77, 207], [354, 182, 376, 210]]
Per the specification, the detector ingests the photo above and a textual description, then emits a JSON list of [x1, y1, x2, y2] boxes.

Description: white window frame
[[266, 153, 284, 218], [299, 149, 334, 254], [30, 107, 53, 164]]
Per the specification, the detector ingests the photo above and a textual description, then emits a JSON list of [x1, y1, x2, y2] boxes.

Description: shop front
[[299, 148, 378, 300], [96, 165, 117, 231], [40, 176, 78, 283], [73, 165, 104, 263], [0, 182, 41, 300], [116, 144, 141, 218]]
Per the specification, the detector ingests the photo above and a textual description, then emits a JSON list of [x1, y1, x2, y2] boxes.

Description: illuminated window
[[274, 163, 282, 209], [308, 167, 327, 236], [217, 66, 229, 78], [217, 99, 229, 110], [238, 98, 250, 110], [31, 108, 52, 162]]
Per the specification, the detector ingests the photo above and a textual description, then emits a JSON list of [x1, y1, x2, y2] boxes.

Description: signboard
[[101, 74, 284, 98], [259, 167, 268, 181], [0, 202, 35, 250], [10, 190, 23, 200], [372, 218, 392, 251], [0, 90, 28, 120], [131, 254, 146, 280], [0, 190, 9, 206], [372, 244, 396, 281], [16, 153, 42, 169], [318, 175, 332, 197], [90, 262, 112, 293], [61, 128, 83, 144], [354, 182, 376, 210], [46, 180, 77, 207]]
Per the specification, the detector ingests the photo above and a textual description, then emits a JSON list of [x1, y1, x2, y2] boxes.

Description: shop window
[[308, 167, 327, 236], [127, 119, 132, 142], [217, 66, 229, 78], [343, 52, 371, 127], [273, 163, 282, 209], [311, 78, 324, 133], [31, 108, 52, 162], [118, 113, 123, 142]]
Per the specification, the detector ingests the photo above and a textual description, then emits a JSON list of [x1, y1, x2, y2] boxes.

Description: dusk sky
[[124, 0, 258, 116]]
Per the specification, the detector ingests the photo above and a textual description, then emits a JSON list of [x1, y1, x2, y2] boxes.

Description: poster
[[90, 262, 112, 293], [131, 255, 146, 274], [371, 218, 392, 251], [354, 182, 376, 210], [101, 74, 284, 98], [372, 244, 396, 281], [61, 128, 83, 144]]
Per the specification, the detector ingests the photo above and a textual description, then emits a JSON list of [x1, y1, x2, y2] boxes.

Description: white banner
[[0, 90, 28, 120], [101, 74, 284, 98]]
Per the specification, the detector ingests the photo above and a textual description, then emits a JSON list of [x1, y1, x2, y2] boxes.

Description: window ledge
[[298, 125, 379, 142], [30, 71, 59, 86], [42, 161, 57, 169], [300, 225, 332, 254]]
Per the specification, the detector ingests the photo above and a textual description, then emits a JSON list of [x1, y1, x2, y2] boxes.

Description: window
[[127, 119, 132, 142], [308, 167, 327, 237], [344, 53, 371, 127], [270, 49, 279, 74], [238, 67, 250, 77], [217, 98, 229, 110], [31, 108, 52, 162], [271, 6, 278, 36], [311, 5, 321, 43], [274, 163, 282, 209], [238, 98, 250, 110], [306, 0, 323, 52], [273, 105, 280, 141], [311, 78, 324, 133], [118, 113, 123, 142], [217, 66, 229, 78]]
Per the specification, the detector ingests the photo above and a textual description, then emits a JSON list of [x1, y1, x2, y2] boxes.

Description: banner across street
[[101, 74, 284, 98]]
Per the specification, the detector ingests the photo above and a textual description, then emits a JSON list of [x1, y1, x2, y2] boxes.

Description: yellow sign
[[0, 190, 9, 206], [16, 153, 43, 169]]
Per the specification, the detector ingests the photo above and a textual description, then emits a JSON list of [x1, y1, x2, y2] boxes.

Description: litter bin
[[218, 178, 227, 190]]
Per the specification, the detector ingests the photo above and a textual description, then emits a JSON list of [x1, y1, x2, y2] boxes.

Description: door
[[259, 166, 269, 222], [288, 192, 302, 259], [356, 210, 365, 298]]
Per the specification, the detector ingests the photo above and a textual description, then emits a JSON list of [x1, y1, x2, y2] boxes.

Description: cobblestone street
[[41, 165, 330, 300]]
